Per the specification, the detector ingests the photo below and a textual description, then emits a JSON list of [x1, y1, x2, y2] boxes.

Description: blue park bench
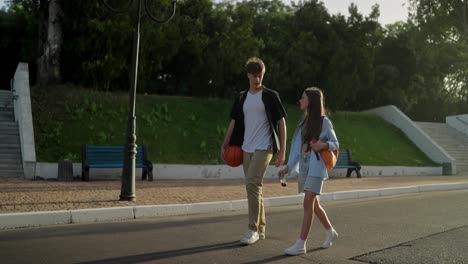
[[81, 145, 153, 181], [335, 149, 362, 178]]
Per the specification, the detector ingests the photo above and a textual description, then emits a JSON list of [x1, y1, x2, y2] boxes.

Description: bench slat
[[334, 165, 358, 169], [87, 155, 144, 159], [89, 163, 146, 168]]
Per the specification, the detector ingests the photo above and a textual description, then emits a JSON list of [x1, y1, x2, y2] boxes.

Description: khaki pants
[[243, 149, 273, 233]]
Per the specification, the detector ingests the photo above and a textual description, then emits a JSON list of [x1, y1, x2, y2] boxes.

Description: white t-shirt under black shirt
[[242, 91, 272, 153]]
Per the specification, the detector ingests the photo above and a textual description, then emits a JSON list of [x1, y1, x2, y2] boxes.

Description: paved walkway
[[2, 189, 468, 264], [2, 175, 468, 214]]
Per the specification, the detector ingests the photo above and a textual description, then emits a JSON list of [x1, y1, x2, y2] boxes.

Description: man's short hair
[[245, 57, 266, 74]]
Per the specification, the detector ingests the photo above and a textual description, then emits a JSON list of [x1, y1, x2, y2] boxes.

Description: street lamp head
[[103, 0, 134, 13], [145, 0, 177, 24], [103, 0, 177, 24]]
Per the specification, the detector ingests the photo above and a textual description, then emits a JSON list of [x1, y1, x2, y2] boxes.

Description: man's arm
[[275, 117, 286, 167], [220, 119, 235, 161]]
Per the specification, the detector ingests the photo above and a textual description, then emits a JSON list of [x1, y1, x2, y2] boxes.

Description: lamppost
[[103, 0, 177, 201]]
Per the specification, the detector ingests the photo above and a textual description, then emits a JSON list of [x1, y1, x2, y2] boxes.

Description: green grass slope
[[31, 85, 436, 166]]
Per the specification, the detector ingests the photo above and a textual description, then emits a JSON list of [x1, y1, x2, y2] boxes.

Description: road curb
[[1, 182, 468, 230]]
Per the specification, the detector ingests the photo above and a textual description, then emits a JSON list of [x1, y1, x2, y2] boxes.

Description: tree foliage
[[406, 0, 468, 120], [1, 0, 467, 120]]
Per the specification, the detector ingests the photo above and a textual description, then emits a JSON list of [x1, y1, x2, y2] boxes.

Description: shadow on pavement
[[240, 247, 322, 264], [75, 240, 242, 264], [240, 255, 289, 264]]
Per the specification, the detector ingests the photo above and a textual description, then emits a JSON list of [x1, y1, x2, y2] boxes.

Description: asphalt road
[[1, 189, 468, 264]]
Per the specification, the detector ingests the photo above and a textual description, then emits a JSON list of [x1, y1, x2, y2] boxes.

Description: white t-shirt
[[242, 91, 272, 153]]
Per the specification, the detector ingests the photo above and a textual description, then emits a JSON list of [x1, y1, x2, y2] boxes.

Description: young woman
[[278, 87, 339, 255]]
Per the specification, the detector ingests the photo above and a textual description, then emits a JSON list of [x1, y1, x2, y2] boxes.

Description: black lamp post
[[103, 0, 177, 201]]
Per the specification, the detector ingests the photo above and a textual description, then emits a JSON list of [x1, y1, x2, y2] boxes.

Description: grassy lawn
[[31, 85, 436, 166]]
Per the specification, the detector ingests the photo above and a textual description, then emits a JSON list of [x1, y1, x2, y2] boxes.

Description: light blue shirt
[[286, 117, 339, 179]]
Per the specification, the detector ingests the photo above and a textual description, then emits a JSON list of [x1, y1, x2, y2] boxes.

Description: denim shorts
[[298, 152, 324, 194]]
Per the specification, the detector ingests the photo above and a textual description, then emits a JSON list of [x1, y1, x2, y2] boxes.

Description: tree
[[37, 0, 62, 85], [0, 5, 37, 88], [9, 0, 63, 85], [60, 0, 133, 90], [407, 0, 468, 120]]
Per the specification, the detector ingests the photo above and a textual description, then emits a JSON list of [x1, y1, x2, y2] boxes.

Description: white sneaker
[[284, 239, 306, 255], [240, 230, 259, 245], [321, 229, 338, 249]]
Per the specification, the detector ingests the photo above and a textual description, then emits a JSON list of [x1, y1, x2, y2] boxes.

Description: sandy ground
[[1, 175, 468, 214]]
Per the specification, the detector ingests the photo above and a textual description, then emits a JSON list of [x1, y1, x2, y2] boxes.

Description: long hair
[[301, 87, 326, 146]]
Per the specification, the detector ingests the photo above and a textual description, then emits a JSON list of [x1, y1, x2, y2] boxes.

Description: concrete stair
[[0, 90, 23, 178], [416, 122, 468, 175]]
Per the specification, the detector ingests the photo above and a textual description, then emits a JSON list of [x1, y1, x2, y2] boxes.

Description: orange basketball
[[320, 149, 338, 170], [224, 146, 243, 167]]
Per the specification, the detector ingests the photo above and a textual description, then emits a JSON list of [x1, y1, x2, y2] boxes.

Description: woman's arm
[[324, 118, 339, 151]]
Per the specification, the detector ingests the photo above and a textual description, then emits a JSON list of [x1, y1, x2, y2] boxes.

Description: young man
[[221, 57, 287, 245]]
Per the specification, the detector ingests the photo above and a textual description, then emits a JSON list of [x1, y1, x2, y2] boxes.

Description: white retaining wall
[[34, 162, 442, 180], [12, 62, 36, 179], [366, 105, 456, 175], [446, 114, 468, 137]]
